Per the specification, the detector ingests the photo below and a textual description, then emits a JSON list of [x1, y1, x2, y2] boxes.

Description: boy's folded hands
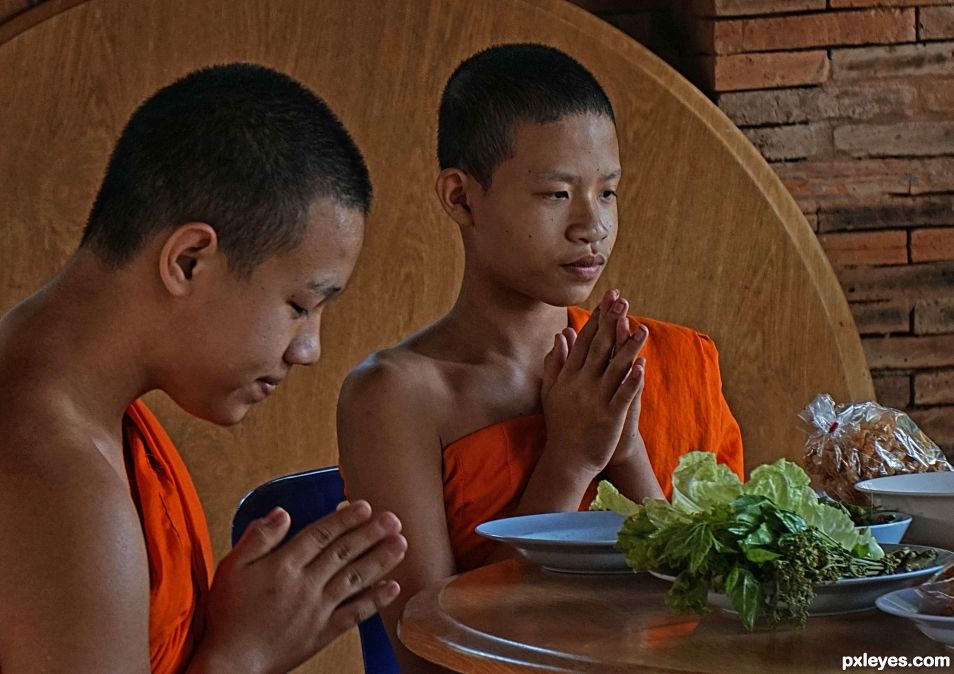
[[541, 288, 648, 478], [189, 501, 406, 674]]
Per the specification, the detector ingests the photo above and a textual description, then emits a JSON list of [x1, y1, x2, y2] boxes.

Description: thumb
[[230, 507, 291, 565]]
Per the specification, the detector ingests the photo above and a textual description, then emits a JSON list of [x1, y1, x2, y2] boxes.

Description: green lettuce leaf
[[671, 451, 743, 513], [589, 480, 641, 516], [743, 458, 883, 559]]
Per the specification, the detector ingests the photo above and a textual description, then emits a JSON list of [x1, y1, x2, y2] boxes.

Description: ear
[[435, 168, 477, 229], [157, 222, 220, 297]]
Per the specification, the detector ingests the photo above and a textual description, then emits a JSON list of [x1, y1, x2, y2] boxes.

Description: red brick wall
[[574, 0, 954, 454]]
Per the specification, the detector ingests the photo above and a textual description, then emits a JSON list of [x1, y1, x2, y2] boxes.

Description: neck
[[6, 249, 159, 429], [439, 261, 573, 366]]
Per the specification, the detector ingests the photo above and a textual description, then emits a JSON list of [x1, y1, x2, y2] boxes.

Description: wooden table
[[400, 560, 951, 673]]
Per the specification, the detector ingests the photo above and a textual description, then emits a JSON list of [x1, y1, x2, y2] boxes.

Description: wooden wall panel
[[0, 0, 873, 670]]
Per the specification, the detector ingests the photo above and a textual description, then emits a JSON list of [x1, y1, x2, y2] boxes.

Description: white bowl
[[855, 513, 912, 544], [855, 473, 954, 549], [877, 587, 954, 647]]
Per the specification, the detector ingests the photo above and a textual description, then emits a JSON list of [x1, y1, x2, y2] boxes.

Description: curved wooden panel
[[0, 1, 873, 670]]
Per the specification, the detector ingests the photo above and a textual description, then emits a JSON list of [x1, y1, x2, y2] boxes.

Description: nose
[[283, 316, 322, 367], [567, 192, 611, 245]]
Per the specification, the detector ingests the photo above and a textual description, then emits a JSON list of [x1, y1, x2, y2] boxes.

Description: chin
[[177, 398, 251, 427], [541, 285, 594, 308]]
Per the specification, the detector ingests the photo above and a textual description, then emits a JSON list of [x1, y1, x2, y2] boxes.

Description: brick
[[832, 0, 953, 7], [915, 370, 954, 405], [915, 299, 954, 335], [907, 406, 954, 450], [873, 372, 912, 409], [719, 83, 915, 126], [774, 159, 911, 203], [773, 158, 954, 202], [834, 122, 954, 158], [863, 334, 954, 369], [706, 9, 914, 55], [703, 50, 830, 92], [912, 228, 954, 263], [832, 42, 954, 81], [909, 158, 954, 195], [837, 261, 954, 301], [819, 230, 907, 267], [919, 7, 954, 41], [818, 195, 954, 233], [917, 77, 954, 114], [743, 124, 829, 161], [690, 0, 825, 17], [851, 299, 911, 334]]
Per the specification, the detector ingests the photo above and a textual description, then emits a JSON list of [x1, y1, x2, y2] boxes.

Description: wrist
[[605, 431, 647, 469], [186, 640, 262, 674], [535, 449, 601, 491]]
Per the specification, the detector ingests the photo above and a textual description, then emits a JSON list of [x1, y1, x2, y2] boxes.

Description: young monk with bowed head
[[338, 43, 745, 671], [0, 64, 407, 673]]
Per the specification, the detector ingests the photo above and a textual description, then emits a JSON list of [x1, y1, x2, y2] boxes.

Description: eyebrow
[[533, 168, 622, 182], [307, 280, 344, 299]]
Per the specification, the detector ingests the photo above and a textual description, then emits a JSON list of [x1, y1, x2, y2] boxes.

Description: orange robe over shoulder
[[125, 400, 213, 674], [443, 307, 744, 571]]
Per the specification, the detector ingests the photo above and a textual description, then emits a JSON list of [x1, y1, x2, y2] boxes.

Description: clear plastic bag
[[919, 560, 954, 616], [800, 394, 952, 505]]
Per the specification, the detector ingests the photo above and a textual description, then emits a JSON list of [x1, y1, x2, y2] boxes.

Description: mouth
[[561, 253, 606, 281], [255, 376, 284, 397]]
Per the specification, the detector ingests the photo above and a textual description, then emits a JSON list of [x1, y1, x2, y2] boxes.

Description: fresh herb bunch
[[617, 493, 933, 628], [592, 452, 936, 629]]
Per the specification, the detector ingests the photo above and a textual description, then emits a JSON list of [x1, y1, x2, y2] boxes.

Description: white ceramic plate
[[877, 587, 954, 647], [649, 544, 951, 616], [475, 511, 628, 573]]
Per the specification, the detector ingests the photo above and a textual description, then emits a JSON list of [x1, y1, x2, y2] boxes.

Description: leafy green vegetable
[[589, 480, 641, 517], [745, 458, 883, 559], [593, 452, 935, 629], [670, 451, 743, 513]]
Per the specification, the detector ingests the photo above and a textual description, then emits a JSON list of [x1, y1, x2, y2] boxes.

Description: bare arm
[[338, 361, 456, 674], [0, 449, 152, 674], [0, 437, 407, 674]]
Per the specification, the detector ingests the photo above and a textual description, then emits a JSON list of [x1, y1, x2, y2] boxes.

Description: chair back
[[232, 467, 399, 674]]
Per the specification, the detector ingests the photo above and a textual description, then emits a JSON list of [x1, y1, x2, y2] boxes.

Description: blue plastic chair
[[231, 467, 399, 674]]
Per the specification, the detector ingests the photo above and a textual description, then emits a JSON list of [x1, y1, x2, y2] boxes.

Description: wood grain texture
[[401, 560, 949, 673], [0, 0, 873, 670]]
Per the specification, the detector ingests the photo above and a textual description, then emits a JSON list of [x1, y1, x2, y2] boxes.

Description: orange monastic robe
[[443, 307, 744, 571], [125, 400, 213, 674]]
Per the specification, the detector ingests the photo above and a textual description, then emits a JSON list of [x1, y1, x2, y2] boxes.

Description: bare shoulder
[[339, 342, 448, 432], [337, 340, 452, 500], [0, 392, 145, 568]]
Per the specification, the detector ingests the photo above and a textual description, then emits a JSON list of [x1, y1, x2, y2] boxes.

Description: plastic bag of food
[[919, 560, 954, 616], [800, 394, 952, 505]]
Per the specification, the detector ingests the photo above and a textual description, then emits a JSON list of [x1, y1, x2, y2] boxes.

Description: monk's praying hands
[[540, 288, 647, 477]]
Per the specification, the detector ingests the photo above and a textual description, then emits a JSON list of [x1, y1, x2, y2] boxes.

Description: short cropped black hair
[[437, 43, 614, 189], [81, 62, 371, 276]]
